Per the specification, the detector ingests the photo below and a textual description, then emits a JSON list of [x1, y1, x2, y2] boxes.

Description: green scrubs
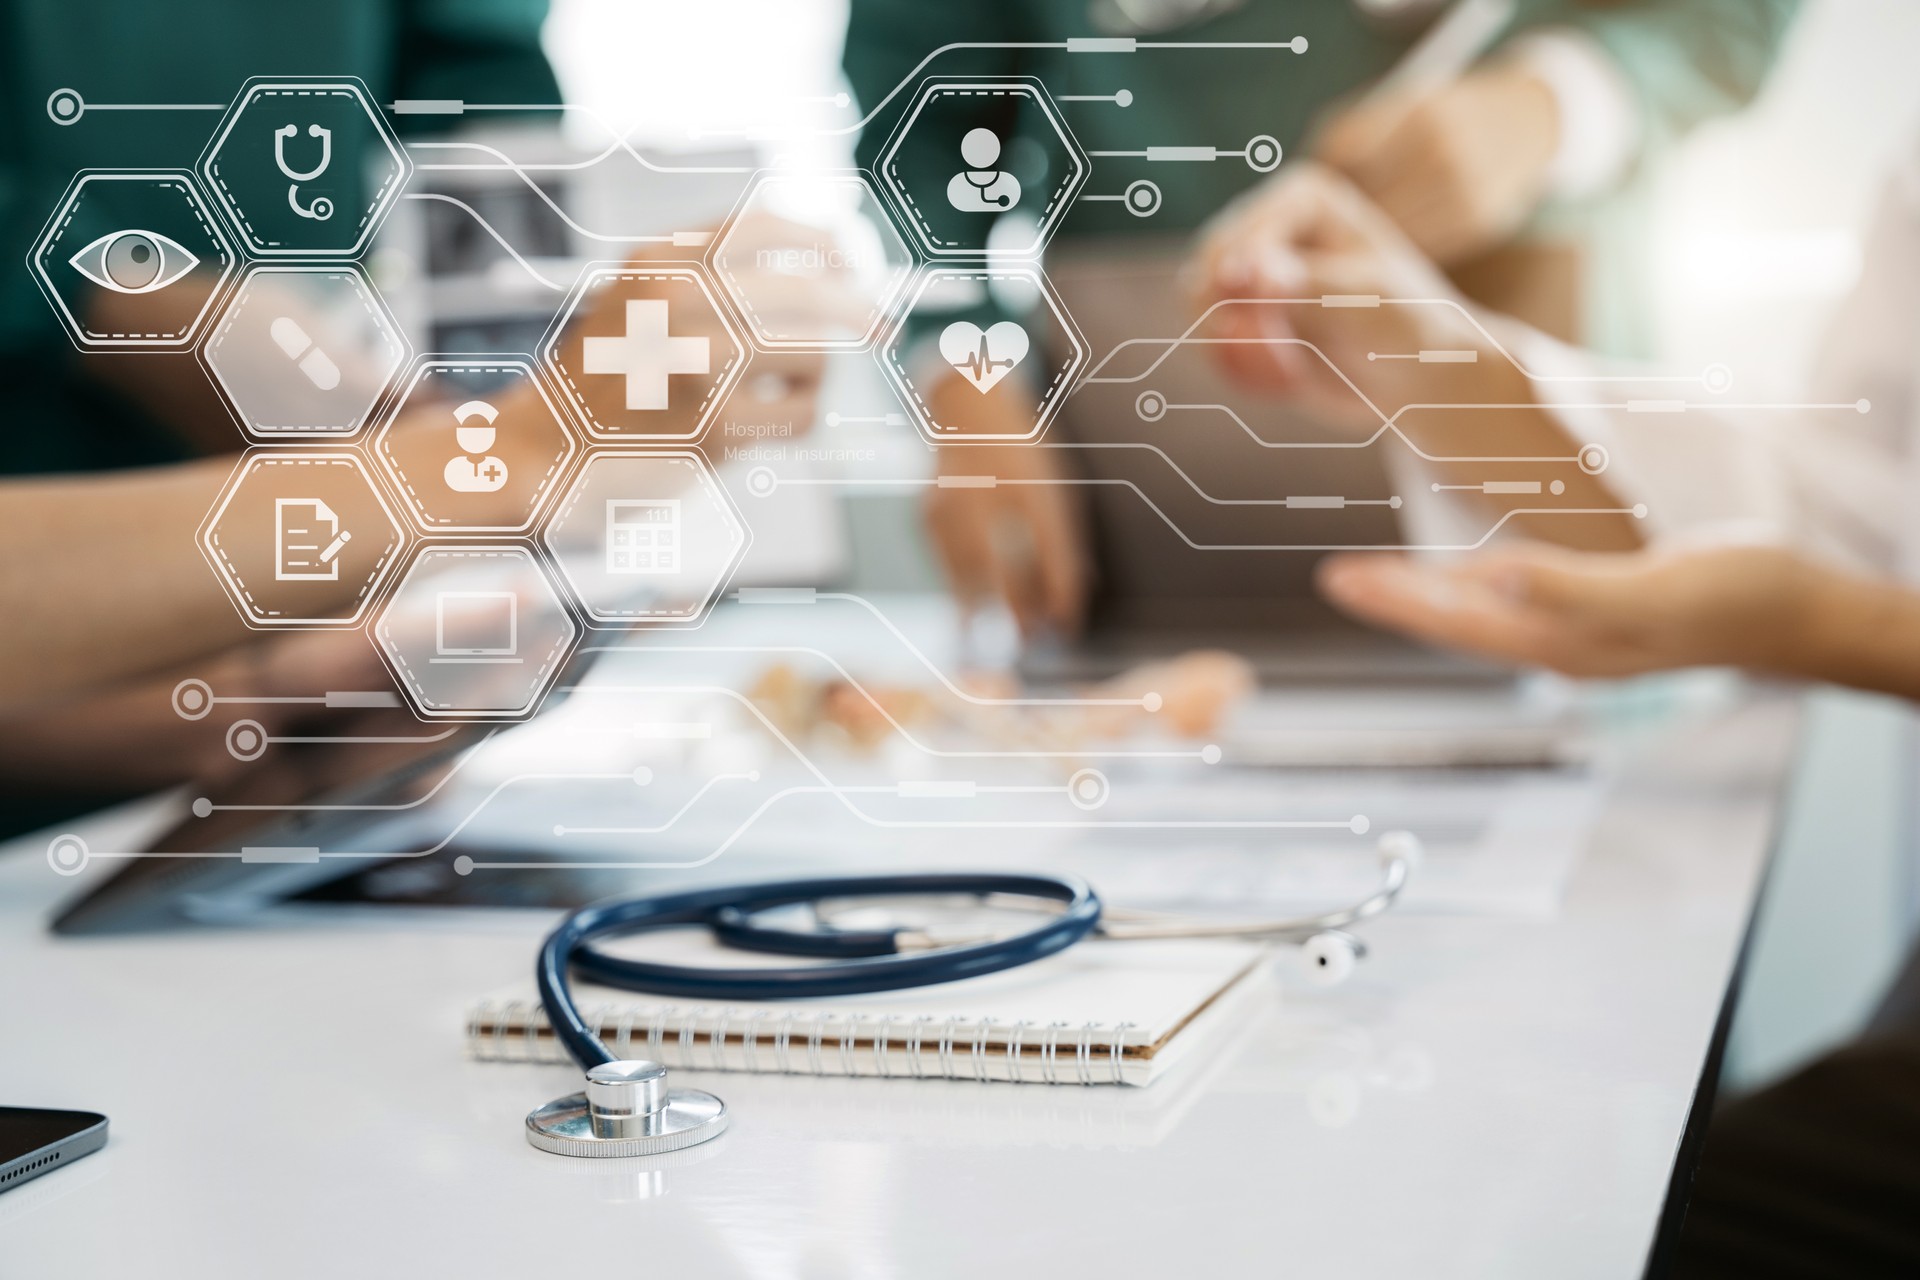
[[0, 0, 556, 838], [845, 0, 1799, 354], [0, 0, 559, 475]]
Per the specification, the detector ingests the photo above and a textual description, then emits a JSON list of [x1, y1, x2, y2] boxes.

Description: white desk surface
[[0, 689, 1797, 1279]]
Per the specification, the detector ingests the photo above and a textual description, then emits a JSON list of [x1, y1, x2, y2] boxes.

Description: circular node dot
[[47, 834, 88, 877], [553, 825, 567, 838], [225, 719, 268, 762], [1134, 390, 1166, 422], [1632, 503, 1649, 519], [1550, 480, 1566, 496], [1200, 744, 1223, 765], [46, 89, 83, 124], [745, 465, 778, 497], [748, 770, 762, 783], [1366, 352, 1378, 361], [1350, 815, 1371, 835], [172, 677, 214, 721], [1857, 399, 1872, 414], [833, 92, 850, 109], [632, 765, 654, 787], [1577, 444, 1610, 476], [191, 797, 213, 818], [1245, 134, 1282, 174], [1290, 36, 1309, 54], [454, 855, 475, 877], [824, 411, 842, 428], [1141, 691, 1163, 713], [1388, 495, 1403, 510], [1702, 363, 1733, 395], [1066, 767, 1110, 811], [1429, 482, 1442, 493], [1122, 178, 1162, 218], [1114, 89, 1134, 108]]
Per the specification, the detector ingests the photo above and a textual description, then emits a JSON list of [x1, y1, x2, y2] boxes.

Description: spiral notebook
[[467, 934, 1271, 1087]]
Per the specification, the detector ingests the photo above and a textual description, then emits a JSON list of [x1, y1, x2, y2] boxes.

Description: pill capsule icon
[[269, 315, 341, 391]]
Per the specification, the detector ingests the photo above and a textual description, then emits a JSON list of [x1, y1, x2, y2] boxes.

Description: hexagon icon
[[29, 171, 236, 349], [200, 78, 408, 257], [542, 451, 748, 626], [709, 171, 916, 350], [374, 544, 578, 720], [879, 265, 1086, 443], [877, 78, 1087, 259], [204, 264, 407, 439], [372, 358, 578, 534], [540, 265, 745, 442], [199, 450, 406, 627]]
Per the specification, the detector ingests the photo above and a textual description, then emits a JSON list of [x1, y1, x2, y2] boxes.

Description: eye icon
[[68, 228, 200, 294]]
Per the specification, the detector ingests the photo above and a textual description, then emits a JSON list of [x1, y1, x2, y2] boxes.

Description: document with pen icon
[[274, 497, 351, 582]]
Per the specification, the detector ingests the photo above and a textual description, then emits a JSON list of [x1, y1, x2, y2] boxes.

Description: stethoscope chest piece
[[525, 1059, 728, 1158]]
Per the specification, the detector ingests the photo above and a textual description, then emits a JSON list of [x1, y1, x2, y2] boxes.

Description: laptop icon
[[431, 591, 522, 664]]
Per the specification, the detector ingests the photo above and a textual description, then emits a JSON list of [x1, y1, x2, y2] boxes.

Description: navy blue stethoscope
[[524, 835, 1417, 1157]]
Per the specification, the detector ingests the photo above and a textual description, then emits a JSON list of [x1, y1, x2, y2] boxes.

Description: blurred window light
[[1666, 229, 1862, 301]]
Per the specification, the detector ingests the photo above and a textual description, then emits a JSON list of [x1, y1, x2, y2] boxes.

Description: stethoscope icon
[[274, 123, 334, 222]]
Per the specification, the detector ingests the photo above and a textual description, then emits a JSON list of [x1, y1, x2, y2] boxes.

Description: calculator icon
[[606, 499, 681, 574]]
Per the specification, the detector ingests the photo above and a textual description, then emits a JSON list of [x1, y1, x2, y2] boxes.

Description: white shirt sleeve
[[1502, 28, 1642, 202]]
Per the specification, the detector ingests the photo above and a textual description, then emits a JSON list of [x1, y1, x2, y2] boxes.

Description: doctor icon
[[946, 128, 1021, 213], [443, 400, 509, 494]]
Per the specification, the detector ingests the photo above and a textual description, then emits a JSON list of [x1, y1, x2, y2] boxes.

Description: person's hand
[[1317, 61, 1561, 266], [1315, 543, 1822, 678], [0, 628, 390, 792], [1187, 162, 1525, 426], [922, 372, 1089, 638]]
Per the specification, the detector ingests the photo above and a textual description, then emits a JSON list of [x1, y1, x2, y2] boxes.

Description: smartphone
[[0, 1107, 108, 1194]]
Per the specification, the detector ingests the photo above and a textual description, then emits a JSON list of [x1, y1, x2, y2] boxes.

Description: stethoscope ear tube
[[537, 874, 1103, 1072]]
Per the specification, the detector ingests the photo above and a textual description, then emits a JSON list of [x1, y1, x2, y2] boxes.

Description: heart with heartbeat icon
[[939, 320, 1030, 393]]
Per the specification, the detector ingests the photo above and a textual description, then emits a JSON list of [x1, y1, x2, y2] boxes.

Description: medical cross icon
[[581, 299, 711, 411]]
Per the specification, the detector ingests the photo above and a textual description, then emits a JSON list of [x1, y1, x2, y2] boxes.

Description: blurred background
[[526, 0, 1920, 1092]]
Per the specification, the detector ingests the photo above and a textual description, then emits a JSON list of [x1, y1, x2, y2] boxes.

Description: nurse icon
[[443, 400, 509, 494], [946, 129, 1022, 213]]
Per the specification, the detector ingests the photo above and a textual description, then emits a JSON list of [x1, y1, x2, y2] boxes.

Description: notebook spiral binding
[[469, 999, 1141, 1086]]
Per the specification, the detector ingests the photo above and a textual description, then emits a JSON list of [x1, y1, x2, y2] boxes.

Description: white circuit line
[[200, 730, 500, 813], [729, 590, 1154, 709], [553, 771, 760, 835], [554, 781, 1061, 837], [586, 642, 1168, 761], [407, 141, 683, 242], [798, 590, 1150, 708], [581, 658, 1203, 760], [770, 474, 1632, 548], [1085, 296, 1709, 386], [475, 783, 1361, 872], [400, 193, 570, 290], [264, 727, 465, 746]]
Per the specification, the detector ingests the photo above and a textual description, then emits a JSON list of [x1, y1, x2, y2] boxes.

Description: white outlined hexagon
[[374, 544, 579, 720], [877, 78, 1087, 259], [540, 264, 746, 443], [708, 170, 917, 351], [878, 265, 1087, 444], [203, 263, 408, 439], [371, 357, 579, 535], [200, 78, 409, 257], [199, 449, 407, 627], [29, 171, 236, 349], [542, 450, 749, 627]]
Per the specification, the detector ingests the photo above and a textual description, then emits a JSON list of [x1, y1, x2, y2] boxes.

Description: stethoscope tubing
[[537, 873, 1103, 1070]]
